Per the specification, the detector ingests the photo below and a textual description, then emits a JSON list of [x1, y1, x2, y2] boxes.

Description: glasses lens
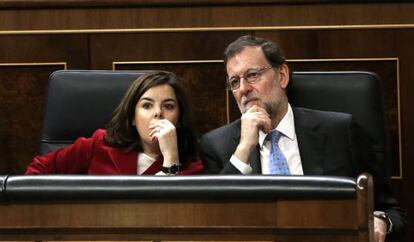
[[245, 69, 261, 82], [227, 77, 240, 90]]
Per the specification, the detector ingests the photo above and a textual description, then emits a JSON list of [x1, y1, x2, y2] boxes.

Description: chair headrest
[[289, 71, 386, 147], [40, 70, 147, 154]]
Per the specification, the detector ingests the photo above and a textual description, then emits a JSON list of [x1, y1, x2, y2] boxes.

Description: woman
[[26, 71, 203, 175]]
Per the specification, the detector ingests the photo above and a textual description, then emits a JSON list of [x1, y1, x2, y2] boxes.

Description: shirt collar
[[259, 103, 295, 148]]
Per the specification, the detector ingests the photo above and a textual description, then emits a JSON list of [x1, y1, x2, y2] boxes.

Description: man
[[200, 35, 407, 242]]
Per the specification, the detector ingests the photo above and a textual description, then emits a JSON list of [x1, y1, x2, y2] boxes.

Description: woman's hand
[[149, 119, 179, 166]]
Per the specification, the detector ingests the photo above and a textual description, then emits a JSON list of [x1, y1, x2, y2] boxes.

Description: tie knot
[[268, 130, 283, 143]]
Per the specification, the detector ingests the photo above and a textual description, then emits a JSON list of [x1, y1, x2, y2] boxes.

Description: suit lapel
[[250, 146, 262, 174], [293, 108, 326, 176]]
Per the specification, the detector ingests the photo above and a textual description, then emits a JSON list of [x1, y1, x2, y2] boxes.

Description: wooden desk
[[0, 174, 374, 242]]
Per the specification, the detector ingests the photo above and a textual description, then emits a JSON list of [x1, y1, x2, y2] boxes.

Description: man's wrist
[[230, 155, 253, 174], [373, 211, 393, 234], [234, 143, 255, 164]]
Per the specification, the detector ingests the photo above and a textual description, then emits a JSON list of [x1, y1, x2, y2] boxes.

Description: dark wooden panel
[[1, 3, 414, 31], [0, 0, 410, 9], [0, 64, 65, 174], [89, 32, 248, 69], [0, 34, 89, 175], [0, 34, 89, 68]]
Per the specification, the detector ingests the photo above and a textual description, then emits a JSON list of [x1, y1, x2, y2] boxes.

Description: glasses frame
[[226, 66, 274, 91]]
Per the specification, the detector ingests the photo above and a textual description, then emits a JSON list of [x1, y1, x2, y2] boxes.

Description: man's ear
[[279, 64, 290, 89]]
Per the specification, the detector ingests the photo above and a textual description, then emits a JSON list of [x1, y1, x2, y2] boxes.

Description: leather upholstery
[[4, 175, 356, 201], [0, 175, 6, 201], [288, 71, 389, 176], [40, 70, 147, 154]]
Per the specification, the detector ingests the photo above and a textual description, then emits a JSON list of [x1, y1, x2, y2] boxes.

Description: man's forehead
[[226, 47, 268, 73]]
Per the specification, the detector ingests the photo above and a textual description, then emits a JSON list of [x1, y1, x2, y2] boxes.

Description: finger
[[149, 122, 161, 129], [254, 106, 271, 118], [149, 126, 163, 137], [158, 119, 176, 129], [261, 121, 272, 133], [149, 119, 168, 129], [259, 119, 272, 133], [149, 129, 159, 139], [245, 104, 268, 114], [246, 112, 271, 131], [244, 113, 271, 126]]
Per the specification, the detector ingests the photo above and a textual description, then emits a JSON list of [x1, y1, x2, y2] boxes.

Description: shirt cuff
[[230, 155, 253, 174]]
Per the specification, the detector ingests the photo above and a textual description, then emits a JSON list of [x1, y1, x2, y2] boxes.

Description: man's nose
[[238, 78, 253, 94]]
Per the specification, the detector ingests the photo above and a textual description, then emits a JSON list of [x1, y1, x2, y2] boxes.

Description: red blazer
[[26, 129, 203, 175]]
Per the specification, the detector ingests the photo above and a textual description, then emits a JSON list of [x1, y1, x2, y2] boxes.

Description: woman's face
[[134, 84, 180, 150]]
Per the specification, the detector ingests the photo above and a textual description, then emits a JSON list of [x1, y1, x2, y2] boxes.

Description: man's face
[[226, 46, 289, 119]]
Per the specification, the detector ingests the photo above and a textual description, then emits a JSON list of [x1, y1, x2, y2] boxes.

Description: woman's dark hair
[[105, 70, 198, 162]]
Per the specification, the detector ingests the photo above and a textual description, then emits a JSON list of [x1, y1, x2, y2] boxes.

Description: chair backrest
[[40, 70, 147, 154], [288, 71, 389, 176]]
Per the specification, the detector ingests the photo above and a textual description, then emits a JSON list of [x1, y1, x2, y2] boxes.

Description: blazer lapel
[[108, 148, 138, 174], [293, 108, 326, 176]]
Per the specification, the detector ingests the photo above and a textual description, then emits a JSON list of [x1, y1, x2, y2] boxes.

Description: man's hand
[[374, 217, 387, 242], [234, 105, 272, 163]]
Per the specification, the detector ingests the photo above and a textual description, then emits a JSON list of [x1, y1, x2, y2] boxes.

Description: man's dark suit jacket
[[200, 107, 407, 239]]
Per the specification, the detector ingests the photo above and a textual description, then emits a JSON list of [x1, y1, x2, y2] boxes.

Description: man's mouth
[[244, 98, 259, 106]]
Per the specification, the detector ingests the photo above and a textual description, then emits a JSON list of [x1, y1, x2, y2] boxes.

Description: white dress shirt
[[230, 104, 303, 175], [137, 153, 156, 175], [137, 153, 169, 175]]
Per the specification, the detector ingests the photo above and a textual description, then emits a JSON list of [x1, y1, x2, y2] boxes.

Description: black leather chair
[[288, 71, 389, 177], [40, 70, 147, 154], [0, 175, 6, 202]]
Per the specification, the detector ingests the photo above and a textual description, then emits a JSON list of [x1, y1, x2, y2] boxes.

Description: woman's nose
[[154, 107, 162, 118]]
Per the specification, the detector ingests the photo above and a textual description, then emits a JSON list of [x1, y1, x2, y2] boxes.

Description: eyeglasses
[[226, 66, 273, 91]]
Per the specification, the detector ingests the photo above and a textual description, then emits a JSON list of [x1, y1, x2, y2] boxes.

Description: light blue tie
[[269, 130, 290, 175]]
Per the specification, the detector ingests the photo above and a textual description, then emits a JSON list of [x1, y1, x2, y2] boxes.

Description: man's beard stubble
[[238, 96, 278, 121]]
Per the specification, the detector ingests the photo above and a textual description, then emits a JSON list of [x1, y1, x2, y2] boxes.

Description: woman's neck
[[141, 144, 161, 160]]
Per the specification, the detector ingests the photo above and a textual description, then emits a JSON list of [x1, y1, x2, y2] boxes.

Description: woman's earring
[[132, 121, 136, 126]]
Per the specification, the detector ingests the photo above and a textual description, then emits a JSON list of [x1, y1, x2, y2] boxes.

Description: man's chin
[[239, 102, 263, 113]]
